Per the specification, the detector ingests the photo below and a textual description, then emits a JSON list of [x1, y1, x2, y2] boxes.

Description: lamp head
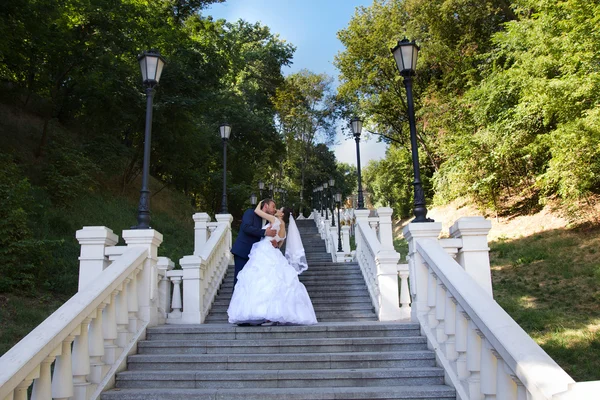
[[391, 38, 419, 76], [138, 50, 166, 87], [219, 123, 231, 140], [351, 117, 363, 138]]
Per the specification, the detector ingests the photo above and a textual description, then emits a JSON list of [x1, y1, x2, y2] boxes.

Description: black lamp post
[[329, 178, 335, 227], [335, 192, 343, 252], [258, 180, 264, 199], [318, 186, 323, 216], [351, 117, 365, 209], [220, 123, 231, 214], [269, 182, 274, 198], [391, 38, 433, 223], [323, 182, 329, 220], [250, 193, 257, 207], [134, 50, 165, 229]]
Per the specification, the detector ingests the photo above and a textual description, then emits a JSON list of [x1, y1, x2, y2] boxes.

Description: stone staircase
[[101, 219, 456, 400]]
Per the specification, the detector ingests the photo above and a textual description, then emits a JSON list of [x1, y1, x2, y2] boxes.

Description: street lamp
[[269, 182, 274, 198], [391, 38, 433, 222], [220, 123, 231, 214], [318, 186, 323, 216], [335, 192, 342, 252], [258, 180, 264, 199], [323, 182, 329, 220], [134, 50, 165, 229], [329, 178, 335, 227], [250, 193, 257, 207], [351, 117, 365, 209]]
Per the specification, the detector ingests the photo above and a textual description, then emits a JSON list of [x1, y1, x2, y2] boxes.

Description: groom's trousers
[[233, 255, 249, 292]]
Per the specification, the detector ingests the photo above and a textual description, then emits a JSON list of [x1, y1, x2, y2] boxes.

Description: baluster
[[32, 351, 59, 400], [398, 267, 411, 310], [444, 294, 457, 363], [435, 283, 447, 345], [513, 376, 527, 400], [127, 273, 139, 334], [14, 367, 39, 400], [72, 318, 92, 400], [52, 333, 77, 400], [455, 308, 470, 384], [427, 271, 438, 330], [467, 321, 483, 400], [88, 306, 105, 384], [170, 275, 183, 317], [496, 357, 518, 400], [116, 283, 129, 347], [480, 339, 498, 399], [102, 292, 118, 366]]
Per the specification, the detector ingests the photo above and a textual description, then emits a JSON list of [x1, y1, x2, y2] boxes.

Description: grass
[[490, 227, 600, 381], [0, 292, 70, 355], [0, 187, 195, 356]]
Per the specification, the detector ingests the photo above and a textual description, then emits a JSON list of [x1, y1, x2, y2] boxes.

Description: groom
[[231, 198, 278, 290]]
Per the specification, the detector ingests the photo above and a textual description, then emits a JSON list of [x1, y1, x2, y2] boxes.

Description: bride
[[227, 201, 317, 325]]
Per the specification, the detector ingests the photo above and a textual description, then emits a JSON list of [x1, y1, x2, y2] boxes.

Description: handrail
[[416, 238, 574, 399], [0, 246, 146, 398]]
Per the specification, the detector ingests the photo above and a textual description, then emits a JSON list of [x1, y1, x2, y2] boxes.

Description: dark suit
[[231, 208, 266, 289]]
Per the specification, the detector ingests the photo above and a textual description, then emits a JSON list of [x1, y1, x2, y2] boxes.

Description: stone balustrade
[[166, 213, 232, 324], [0, 241, 151, 400]]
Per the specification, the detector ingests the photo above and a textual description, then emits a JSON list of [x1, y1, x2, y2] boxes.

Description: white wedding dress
[[227, 218, 317, 325]]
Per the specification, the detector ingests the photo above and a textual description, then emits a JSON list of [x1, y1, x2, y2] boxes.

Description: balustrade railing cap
[[76, 226, 119, 244], [192, 212, 211, 223], [449, 216, 492, 236]]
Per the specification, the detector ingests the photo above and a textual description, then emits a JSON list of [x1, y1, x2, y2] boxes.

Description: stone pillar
[[76, 227, 119, 291], [193, 213, 211, 256], [179, 255, 203, 324], [449, 217, 493, 296], [375, 208, 402, 321], [402, 222, 442, 322], [122, 229, 163, 327], [76, 226, 119, 291]]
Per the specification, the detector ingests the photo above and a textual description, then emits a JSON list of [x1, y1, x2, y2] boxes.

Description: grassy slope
[[396, 200, 600, 381]]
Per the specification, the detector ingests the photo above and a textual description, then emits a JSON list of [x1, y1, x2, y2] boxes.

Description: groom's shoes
[[236, 320, 266, 326]]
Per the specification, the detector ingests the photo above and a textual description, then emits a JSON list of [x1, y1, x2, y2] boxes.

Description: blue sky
[[204, 0, 388, 167]]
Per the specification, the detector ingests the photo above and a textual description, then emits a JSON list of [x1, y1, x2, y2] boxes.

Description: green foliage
[[336, 0, 600, 217], [0, 154, 58, 292]]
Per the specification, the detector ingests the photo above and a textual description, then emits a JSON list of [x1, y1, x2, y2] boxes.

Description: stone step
[[212, 292, 371, 303], [220, 272, 364, 283], [102, 385, 456, 399], [203, 317, 379, 324], [115, 367, 445, 389], [216, 287, 369, 304], [126, 350, 437, 371], [208, 303, 374, 314], [212, 296, 372, 306], [204, 310, 377, 321], [147, 323, 422, 340], [219, 279, 366, 290], [136, 336, 428, 355]]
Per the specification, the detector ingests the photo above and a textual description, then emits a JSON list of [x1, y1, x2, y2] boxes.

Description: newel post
[[402, 221, 442, 322], [179, 255, 204, 323], [76, 226, 119, 291], [193, 212, 211, 256], [375, 207, 402, 321], [449, 217, 493, 296], [122, 229, 163, 327]]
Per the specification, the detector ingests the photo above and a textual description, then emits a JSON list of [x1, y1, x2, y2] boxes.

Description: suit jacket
[[231, 208, 265, 259]]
